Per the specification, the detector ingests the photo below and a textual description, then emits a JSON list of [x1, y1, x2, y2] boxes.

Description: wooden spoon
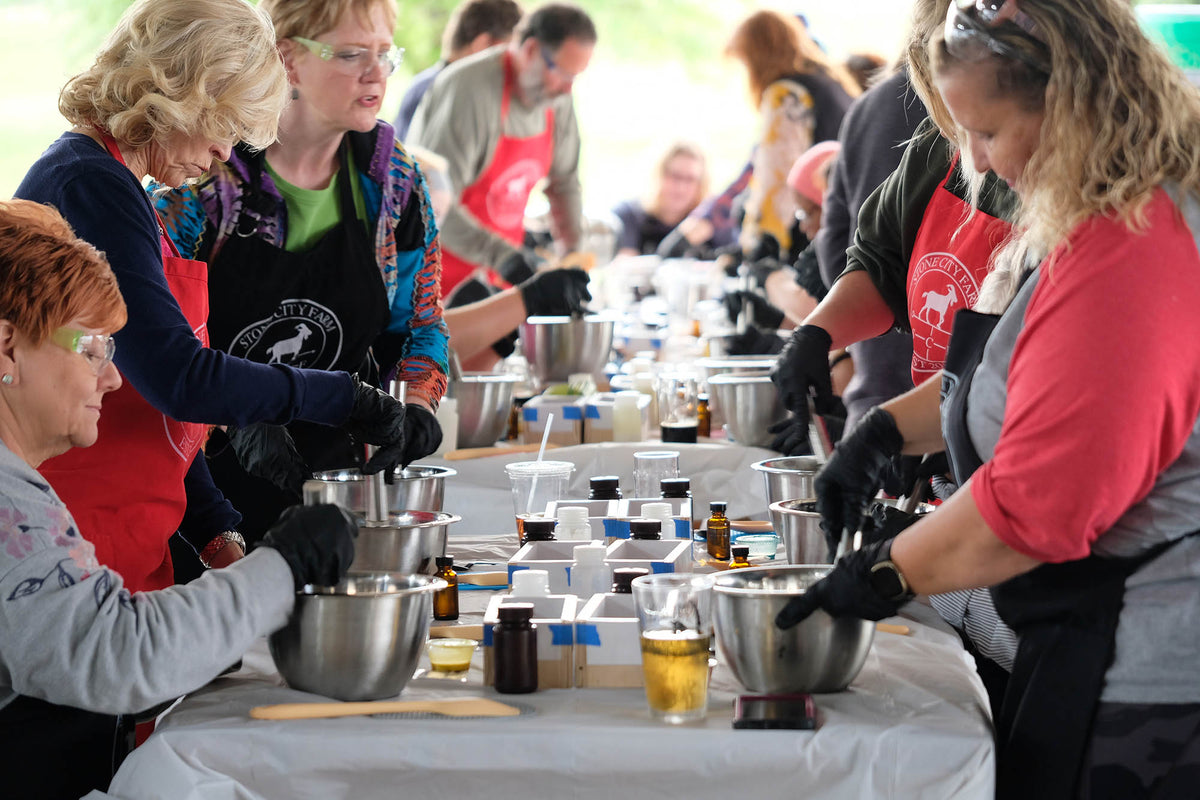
[[250, 697, 520, 720]]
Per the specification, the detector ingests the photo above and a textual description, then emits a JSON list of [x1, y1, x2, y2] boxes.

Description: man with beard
[[409, 3, 595, 302]]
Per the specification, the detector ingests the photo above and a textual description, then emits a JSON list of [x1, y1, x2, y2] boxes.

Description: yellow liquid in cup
[[639, 630, 711, 719], [427, 639, 477, 672]]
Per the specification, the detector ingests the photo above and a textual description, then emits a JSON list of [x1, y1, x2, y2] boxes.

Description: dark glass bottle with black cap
[[629, 518, 662, 540], [589, 476, 623, 500], [660, 478, 691, 499], [493, 603, 538, 694], [611, 567, 650, 594], [433, 555, 459, 620], [520, 517, 557, 546], [706, 501, 730, 561]]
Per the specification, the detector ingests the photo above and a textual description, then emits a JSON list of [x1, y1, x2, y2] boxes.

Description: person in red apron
[[776, 1, 1200, 795], [408, 4, 597, 303], [154, 0, 450, 546], [15, 0, 413, 596]]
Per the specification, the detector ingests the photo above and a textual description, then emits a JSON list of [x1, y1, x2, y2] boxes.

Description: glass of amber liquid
[[631, 573, 715, 724]]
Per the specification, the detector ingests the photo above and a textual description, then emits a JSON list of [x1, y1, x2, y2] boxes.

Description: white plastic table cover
[[101, 536, 995, 799]]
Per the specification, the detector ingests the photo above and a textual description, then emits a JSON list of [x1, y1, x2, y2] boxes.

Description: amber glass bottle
[[433, 556, 459, 620], [706, 501, 730, 561], [696, 393, 711, 438], [728, 545, 753, 569]]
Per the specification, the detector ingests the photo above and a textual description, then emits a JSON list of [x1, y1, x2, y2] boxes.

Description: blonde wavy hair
[[931, 0, 1200, 311], [645, 141, 710, 221], [726, 11, 862, 103], [58, 0, 288, 152], [261, 0, 398, 41]]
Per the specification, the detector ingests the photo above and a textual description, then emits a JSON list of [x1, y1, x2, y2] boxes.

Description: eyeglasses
[[944, 0, 1051, 73], [51, 328, 116, 376], [292, 36, 405, 77], [538, 44, 581, 84]]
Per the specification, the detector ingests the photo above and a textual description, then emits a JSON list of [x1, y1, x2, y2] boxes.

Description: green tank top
[[265, 150, 370, 253]]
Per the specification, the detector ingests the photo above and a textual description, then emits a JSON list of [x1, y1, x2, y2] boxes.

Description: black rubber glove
[[256, 504, 357, 590], [747, 232, 781, 264], [723, 290, 785, 330], [814, 407, 905, 559], [497, 249, 542, 284], [860, 502, 924, 548], [774, 538, 912, 629], [401, 405, 443, 467], [767, 415, 811, 456], [342, 376, 407, 476], [770, 324, 835, 419], [519, 267, 592, 316], [746, 257, 786, 290], [655, 228, 690, 259], [227, 423, 308, 497], [726, 326, 786, 356]]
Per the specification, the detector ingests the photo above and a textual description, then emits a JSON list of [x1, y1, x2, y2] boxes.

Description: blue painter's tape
[[549, 623, 574, 646], [576, 623, 601, 646], [483, 625, 494, 646], [603, 518, 630, 539], [651, 562, 675, 574], [584, 405, 601, 419], [522, 406, 537, 422], [562, 405, 582, 421], [674, 518, 690, 539], [508, 564, 529, 582]]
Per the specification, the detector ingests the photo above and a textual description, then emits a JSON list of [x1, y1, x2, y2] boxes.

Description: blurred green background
[[0, 0, 1194, 213]]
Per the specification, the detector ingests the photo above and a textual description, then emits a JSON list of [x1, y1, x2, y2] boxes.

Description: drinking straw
[[526, 413, 555, 514]]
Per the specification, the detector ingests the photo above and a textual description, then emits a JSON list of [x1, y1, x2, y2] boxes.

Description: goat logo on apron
[[229, 298, 344, 370], [485, 157, 545, 230], [907, 251, 980, 382]]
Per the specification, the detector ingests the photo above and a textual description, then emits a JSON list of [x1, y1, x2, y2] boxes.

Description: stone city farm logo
[[230, 299, 344, 370]]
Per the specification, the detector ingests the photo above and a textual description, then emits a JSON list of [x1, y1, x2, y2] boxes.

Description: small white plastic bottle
[[612, 390, 644, 443], [569, 543, 610, 599], [555, 506, 592, 541], [640, 502, 678, 539], [509, 568, 551, 599]]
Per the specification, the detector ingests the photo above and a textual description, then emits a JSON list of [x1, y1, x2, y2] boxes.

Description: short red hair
[[0, 200, 127, 346]]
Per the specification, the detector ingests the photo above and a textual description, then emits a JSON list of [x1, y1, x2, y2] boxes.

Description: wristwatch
[[868, 543, 915, 603], [199, 530, 246, 568]]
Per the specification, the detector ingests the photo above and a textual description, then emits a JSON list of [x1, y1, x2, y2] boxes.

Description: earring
[[291, 87, 300, 101], [1, 374, 11, 385]]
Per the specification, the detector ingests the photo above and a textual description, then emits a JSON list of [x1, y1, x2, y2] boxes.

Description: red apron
[[439, 52, 555, 298], [906, 157, 1011, 385], [39, 132, 210, 593]]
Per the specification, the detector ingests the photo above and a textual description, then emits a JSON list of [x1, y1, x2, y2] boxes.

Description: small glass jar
[[706, 501, 730, 561], [696, 393, 711, 438], [433, 555, 459, 620], [493, 603, 538, 694]]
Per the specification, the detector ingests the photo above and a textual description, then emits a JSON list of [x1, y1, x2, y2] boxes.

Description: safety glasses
[[51, 328, 116, 375], [944, 0, 1051, 73], [292, 36, 405, 78]]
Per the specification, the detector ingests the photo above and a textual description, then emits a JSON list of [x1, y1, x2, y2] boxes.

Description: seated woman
[[612, 141, 709, 256], [0, 199, 357, 799]]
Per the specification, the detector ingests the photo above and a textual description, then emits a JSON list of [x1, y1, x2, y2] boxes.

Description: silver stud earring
[[1, 374, 11, 385]]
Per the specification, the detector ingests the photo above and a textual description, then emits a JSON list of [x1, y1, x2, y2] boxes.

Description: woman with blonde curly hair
[[15, 0, 412, 595], [726, 10, 859, 257], [778, 1, 1200, 796]]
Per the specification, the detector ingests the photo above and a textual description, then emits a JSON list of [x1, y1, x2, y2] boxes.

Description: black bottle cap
[[436, 556, 454, 568], [498, 603, 535, 623], [710, 500, 727, 513], [731, 545, 749, 559], [611, 567, 650, 594], [660, 477, 691, 498], [522, 518, 557, 540], [590, 476, 620, 491], [629, 518, 662, 539]]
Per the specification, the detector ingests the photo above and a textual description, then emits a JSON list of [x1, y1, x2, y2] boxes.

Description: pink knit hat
[[786, 140, 842, 207]]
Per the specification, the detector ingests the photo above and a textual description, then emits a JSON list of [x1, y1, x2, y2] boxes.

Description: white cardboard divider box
[[508, 540, 593, 593], [545, 499, 617, 541], [604, 539, 692, 574], [574, 592, 643, 688], [482, 593, 578, 689], [520, 395, 584, 446]]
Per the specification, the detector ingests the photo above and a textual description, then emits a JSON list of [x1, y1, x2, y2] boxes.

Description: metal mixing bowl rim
[[751, 456, 824, 475], [767, 498, 819, 514], [707, 373, 774, 385], [696, 355, 778, 369], [301, 573, 448, 596], [712, 564, 832, 595], [523, 312, 620, 323], [309, 464, 459, 481], [455, 373, 521, 384], [357, 510, 462, 528]]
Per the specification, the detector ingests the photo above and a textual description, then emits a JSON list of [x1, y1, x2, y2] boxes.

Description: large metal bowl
[[713, 565, 875, 693], [707, 373, 787, 448], [519, 314, 616, 383], [352, 510, 460, 574], [270, 572, 446, 701], [753, 455, 822, 507], [304, 465, 456, 515], [453, 372, 519, 448], [768, 498, 828, 564], [697, 355, 777, 429]]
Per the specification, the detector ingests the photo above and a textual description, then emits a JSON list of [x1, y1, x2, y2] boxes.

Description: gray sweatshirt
[[0, 441, 294, 714], [408, 45, 584, 267]]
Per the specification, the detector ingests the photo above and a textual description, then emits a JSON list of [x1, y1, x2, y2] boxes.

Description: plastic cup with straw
[[505, 413, 575, 542]]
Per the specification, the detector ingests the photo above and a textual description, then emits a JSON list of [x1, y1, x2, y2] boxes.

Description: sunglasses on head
[[944, 0, 1051, 73]]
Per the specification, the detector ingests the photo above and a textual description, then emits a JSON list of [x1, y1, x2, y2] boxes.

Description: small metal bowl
[[353, 510, 460, 574], [304, 465, 456, 515]]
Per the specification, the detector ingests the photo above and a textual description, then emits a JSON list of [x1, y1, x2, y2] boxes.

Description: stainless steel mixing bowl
[[453, 372, 519, 448], [696, 355, 777, 429], [768, 498, 828, 564], [519, 314, 616, 383], [707, 373, 787, 448], [270, 572, 446, 701], [713, 565, 875, 693], [304, 465, 456, 515], [753, 455, 822, 507], [352, 510, 460, 574]]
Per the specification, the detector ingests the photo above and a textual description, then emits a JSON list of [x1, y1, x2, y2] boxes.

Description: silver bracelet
[[199, 530, 246, 568]]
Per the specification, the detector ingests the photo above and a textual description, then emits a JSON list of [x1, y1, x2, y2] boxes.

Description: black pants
[[1077, 702, 1200, 799]]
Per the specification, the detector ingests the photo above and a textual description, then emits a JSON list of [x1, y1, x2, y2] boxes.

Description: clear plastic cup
[[631, 574, 715, 724], [632, 450, 679, 499], [505, 460, 576, 525]]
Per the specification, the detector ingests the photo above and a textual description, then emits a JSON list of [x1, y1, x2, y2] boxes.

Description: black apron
[[206, 142, 389, 541], [940, 303, 1183, 799]]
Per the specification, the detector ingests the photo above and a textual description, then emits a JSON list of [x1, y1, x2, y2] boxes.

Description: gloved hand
[[746, 257, 786, 290], [814, 406, 905, 559], [490, 329, 519, 359], [401, 405, 443, 467], [256, 504, 357, 590], [746, 233, 781, 265], [726, 326, 786, 356], [774, 538, 913, 629], [860, 501, 924, 548], [723, 290, 785, 330], [496, 249, 543, 284], [342, 376, 407, 476], [767, 415, 811, 456], [519, 267, 592, 316], [227, 423, 308, 497], [770, 324, 835, 419]]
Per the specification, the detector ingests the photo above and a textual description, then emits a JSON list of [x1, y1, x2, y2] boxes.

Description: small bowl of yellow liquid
[[426, 638, 478, 673]]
